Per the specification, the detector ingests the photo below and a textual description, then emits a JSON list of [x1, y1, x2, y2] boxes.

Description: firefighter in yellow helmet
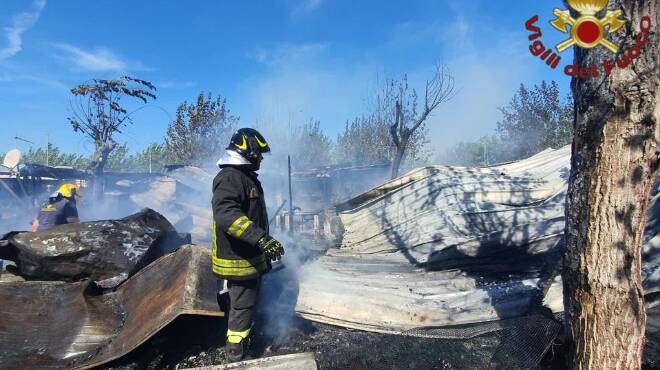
[[30, 183, 81, 232], [212, 128, 285, 362]]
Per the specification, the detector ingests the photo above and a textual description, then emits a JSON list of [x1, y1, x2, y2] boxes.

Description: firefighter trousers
[[218, 278, 261, 343]]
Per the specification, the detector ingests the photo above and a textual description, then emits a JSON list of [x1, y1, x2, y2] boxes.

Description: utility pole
[[483, 141, 488, 165], [482, 142, 486, 165], [148, 146, 152, 173], [46, 133, 50, 167], [288, 155, 294, 234]]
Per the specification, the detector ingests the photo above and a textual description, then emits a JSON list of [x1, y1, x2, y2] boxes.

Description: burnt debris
[[0, 208, 189, 288], [0, 245, 220, 370]]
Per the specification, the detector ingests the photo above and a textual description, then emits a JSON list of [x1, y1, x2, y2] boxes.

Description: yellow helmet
[[57, 183, 81, 198]]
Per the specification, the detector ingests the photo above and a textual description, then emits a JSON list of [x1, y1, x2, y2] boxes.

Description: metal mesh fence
[[400, 311, 563, 369]]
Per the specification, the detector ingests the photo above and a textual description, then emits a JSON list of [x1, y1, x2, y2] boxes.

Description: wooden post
[[284, 213, 291, 233], [314, 214, 320, 236]]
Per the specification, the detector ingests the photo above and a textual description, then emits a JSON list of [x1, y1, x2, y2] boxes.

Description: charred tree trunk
[[562, 1, 659, 369], [88, 140, 116, 199], [391, 137, 409, 179], [390, 101, 410, 179], [88, 140, 116, 177]]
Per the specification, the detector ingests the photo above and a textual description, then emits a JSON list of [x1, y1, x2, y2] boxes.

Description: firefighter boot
[[225, 338, 247, 363]]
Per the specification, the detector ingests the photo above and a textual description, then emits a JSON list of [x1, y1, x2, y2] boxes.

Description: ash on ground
[[100, 313, 499, 370], [97, 315, 660, 370], [97, 238, 658, 370]]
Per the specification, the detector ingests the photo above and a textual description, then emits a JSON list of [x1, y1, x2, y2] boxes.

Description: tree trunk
[[87, 140, 116, 199], [390, 139, 408, 179], [88, 140, 116, 177], [562, 1, 658, 369]]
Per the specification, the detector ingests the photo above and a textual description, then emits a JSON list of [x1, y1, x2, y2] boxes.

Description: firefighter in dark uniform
[[30, 183, 81, 232], [212, 128, 285, 362]]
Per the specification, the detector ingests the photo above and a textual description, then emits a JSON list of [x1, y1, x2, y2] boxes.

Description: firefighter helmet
[[226, 128, 271, 164], [56, 183, 81, 198]]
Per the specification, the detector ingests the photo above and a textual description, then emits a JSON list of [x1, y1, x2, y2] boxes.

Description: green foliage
[[496, 80, 573, 160], [134, 143, 169, 172], [444, 81, 573, 166], [290, 119, 333, 170], [6, 143, 168, 173], [165, 92, 238, 166], [19, 143, 90, 169], [104, 143, 169, 172], [105, 143, 130, 171], [335, 115, 391, 166], [442, 135, 510, 166], [252, 118, 334, 171]]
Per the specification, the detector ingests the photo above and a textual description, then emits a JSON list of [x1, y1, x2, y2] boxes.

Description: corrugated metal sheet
[[295, 146, 659, 333], [0, 245, 222, 370]]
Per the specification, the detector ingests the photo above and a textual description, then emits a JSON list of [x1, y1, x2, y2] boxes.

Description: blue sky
[[0, 0, 574, 158]]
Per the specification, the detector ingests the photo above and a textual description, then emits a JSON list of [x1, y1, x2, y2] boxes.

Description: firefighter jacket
[[212, 166, 269, 280], [36, 196, 78, 230]]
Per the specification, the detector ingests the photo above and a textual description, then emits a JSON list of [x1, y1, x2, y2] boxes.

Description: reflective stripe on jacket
[[211, 166, 269, 280]]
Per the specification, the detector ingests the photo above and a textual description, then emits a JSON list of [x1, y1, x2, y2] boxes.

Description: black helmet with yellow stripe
[[226, 128, 271, 165]]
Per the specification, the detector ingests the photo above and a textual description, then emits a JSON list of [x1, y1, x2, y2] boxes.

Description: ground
[[98, 316, 660, 370], [98, 239, 660, 370]]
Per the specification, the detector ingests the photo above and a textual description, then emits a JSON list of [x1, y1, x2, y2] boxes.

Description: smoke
[[257, 231, 332, 342], [88, 170, 215, 244], [0, 196, 36, 235], [0, 124, 381, 343], [0, 179, 59, 235], [0, 168, 216, 244]]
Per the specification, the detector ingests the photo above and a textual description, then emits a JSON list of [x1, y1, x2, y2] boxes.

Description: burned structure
[[268, 164, 390, 236], [0, 163, 215, 244], [0, 146, 657, 369], [0, 210, 220, 370], [293, 146, 659, 366]]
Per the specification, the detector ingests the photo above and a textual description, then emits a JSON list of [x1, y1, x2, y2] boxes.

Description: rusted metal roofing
[[0, 245, 221, 370]]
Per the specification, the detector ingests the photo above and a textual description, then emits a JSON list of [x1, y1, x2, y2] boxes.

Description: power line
[[14, 136, 34, 145]]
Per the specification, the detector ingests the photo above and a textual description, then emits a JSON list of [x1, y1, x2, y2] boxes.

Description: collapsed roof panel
[[0, 208, 188, 288], [0, 245, 221, 370], [107, 171, 213, 244], [295, 146, 659, 333], [335, 146, 571, 262], [19, 164, 90, 180]]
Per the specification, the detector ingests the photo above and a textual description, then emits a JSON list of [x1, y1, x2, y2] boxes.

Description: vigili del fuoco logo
[[525, 0, 653, 79]]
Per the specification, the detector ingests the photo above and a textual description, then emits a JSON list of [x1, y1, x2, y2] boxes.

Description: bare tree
[[383, 64, 456, 178], [562, 1, 658, 369], [67, 76, 157, 176]]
